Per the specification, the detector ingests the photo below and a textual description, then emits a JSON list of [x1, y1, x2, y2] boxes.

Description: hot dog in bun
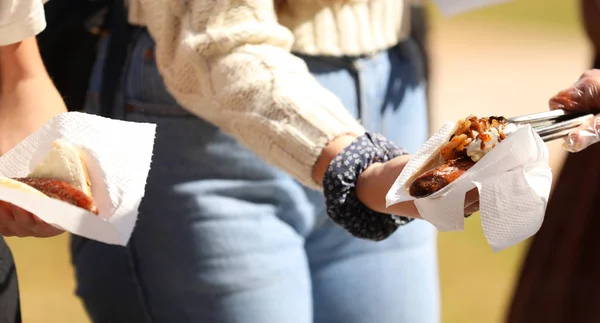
[[408, 115, 518, 198], [0, 139, 98, 214]]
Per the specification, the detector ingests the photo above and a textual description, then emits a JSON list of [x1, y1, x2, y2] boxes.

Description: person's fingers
[[0, 202, 17, 237], [549, 87, 584, 111], [7, 207, 37, 237], [11, 208, 62, 238], [464, 188, 479, 205], [563, 115, 600, 153], [549, 73, 600, 112], [464, 201, 480, 215], [31, 219, 63, 238], [462, 188, 480, 218], [386, 200, 421, 219], [0, 203, 35, 237], [0, 202, 14, 236], [387, 188, 480, 220], [0, 226, 16, 237], [0, 201, 15, 222], [1, 222, 29, 237], [580, 69, 600, 80], [0, 201, 62, 238], [11, 206, 37, 231], [26, 212, 63, 237]]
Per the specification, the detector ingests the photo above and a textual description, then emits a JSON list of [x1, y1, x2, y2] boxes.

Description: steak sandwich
[[0, 139, 98, 214]]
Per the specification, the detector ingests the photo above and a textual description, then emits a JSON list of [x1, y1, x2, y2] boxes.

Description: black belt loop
[[346, 61, 363, 122], [100, 0, 132, 117]]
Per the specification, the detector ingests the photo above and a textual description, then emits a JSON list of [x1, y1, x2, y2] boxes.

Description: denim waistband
[[97, 28, 422, 120]]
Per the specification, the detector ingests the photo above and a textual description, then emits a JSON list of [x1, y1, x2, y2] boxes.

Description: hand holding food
[[0, 201, 63, 238], [0, 139, 97, 237], [385, 112, 552, 250], [549, 69, 600, 152], [408, 115, 517, 198], [356, 154, 480, 218]]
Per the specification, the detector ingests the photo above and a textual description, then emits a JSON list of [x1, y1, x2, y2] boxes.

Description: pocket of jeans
[[122, 31, 192, 118]]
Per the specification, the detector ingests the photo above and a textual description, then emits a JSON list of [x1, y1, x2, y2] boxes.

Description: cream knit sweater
[[125, 0, 410, 188]]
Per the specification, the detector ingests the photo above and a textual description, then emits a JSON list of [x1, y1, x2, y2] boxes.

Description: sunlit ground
[[6, 0, 589, 322]]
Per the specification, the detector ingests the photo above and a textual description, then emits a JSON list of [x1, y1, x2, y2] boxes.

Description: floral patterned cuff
[[323, 133, 413, 241]]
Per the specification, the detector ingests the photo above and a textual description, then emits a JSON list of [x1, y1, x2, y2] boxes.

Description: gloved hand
[[549, 69, 600, 152]]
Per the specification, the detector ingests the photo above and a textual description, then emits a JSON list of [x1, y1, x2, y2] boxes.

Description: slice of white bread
[[27, 139, 92, 196], [0, 177, 48, 197]]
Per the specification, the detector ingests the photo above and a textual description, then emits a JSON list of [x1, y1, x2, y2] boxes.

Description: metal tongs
[[507, 110, 595, 142]]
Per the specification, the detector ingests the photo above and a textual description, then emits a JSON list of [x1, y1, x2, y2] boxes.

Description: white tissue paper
[[433, 0, 514, 17], [0, 112, 156, 246], [386, 121, 552, 252]]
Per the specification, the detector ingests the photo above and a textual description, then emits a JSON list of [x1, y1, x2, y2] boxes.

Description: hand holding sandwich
[[0, 140, 99, 237], [0, 37, 70, 238], [0, 202, 63, 237]]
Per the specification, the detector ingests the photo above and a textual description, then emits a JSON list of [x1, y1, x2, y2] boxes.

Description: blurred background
[[5, 0, 591, 322]]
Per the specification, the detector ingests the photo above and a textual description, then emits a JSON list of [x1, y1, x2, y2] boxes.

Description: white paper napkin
[[386, 121, 552, 251], [0, 112, 156, 246], [433, 0, 514, 17]]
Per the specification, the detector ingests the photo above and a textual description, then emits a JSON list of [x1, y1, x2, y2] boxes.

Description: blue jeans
[[71, 30, 439, 323]]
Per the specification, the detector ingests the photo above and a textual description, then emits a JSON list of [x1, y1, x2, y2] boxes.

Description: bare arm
[[0, 0, 48, 90], [0, 37, 47, 88], [0, 37, 67, 154], [0, 1, 67, 237], [0, 0, 67, 154]]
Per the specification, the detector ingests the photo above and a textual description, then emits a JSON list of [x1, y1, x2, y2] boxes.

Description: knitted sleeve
[[137, 0, 366, 188]]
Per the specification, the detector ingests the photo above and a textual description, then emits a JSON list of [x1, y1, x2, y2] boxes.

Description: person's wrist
[[312, 133, 361, 184], [355, 161, 385, 212], [322, 133, 413, 241]]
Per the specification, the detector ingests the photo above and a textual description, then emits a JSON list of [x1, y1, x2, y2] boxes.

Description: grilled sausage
[[408, 157, 476, 198], [12, 178, 98, 214]]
